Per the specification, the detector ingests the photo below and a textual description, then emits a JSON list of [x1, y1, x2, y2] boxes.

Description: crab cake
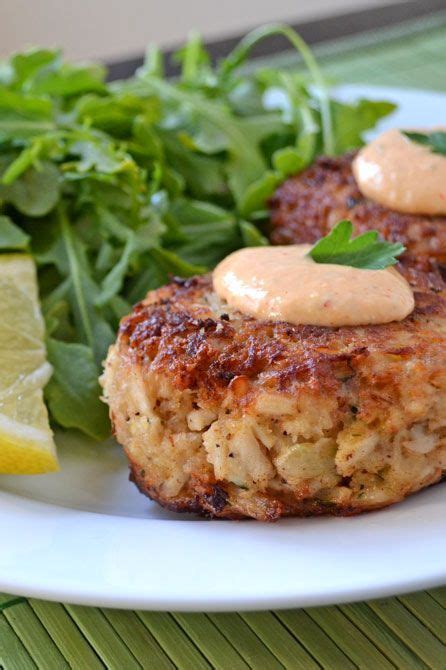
[[101, 274, 446, 521], [269, 152, 446, 265]]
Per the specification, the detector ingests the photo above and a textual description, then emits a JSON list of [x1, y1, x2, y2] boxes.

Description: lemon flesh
[[0, 254, 57, 474]]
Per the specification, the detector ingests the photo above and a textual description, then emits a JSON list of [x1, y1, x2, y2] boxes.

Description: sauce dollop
[[213, 245, 414, 327], [353, 128, 446, 215]]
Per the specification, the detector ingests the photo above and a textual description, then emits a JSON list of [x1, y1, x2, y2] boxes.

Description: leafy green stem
[[219, 23, 334, 155], [181, 30, 206, 82], [57, 205, 94, 349]]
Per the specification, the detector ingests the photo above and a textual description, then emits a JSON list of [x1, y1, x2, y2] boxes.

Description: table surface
[[2, 8, 446, 669]]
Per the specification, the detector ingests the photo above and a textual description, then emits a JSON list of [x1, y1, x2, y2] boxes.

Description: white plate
[[1, 85, 445, 611]]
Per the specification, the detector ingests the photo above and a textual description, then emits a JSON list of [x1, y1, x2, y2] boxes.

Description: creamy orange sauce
[[353, 128, 446, 215], [213, 245, 414, 327]]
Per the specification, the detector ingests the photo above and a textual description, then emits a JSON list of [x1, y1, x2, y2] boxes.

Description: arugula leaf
[[332, 99, 396, 154], [174, 31, 214, 87], [58, 208, 95, 348], [45, 338, 110, 440], [0, 50, 106, 142], [2, 141, 44, 184], [28, 62, 106, 97], [137, 44, 164, 79], [58, 207, 115, 364], [127, 247, 203, 303], [0, 157, 60, 216], [95, 234, 134, 307], [238, 171, 278, 218], [309, 220, 405, 269], [160, 131, 227, 200], [76, 93, 159, 138], [261, 69, 318, 174], [0, 215, 30, 249], [403, 130, 446, 156], [239, 220, 268, 247], [167, 199, 240, 266], [10, 49, 59, 87], [0, 86, 53, 119]]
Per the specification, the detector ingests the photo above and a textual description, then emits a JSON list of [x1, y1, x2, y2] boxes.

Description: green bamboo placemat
[[2, 12, 446, 670], [2, 590, 446, 667]]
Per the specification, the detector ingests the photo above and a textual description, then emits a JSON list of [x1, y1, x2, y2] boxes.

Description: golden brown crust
[[269, 152, 446, 279], [101, 275, 446, 520], [120, 274, 446, 406], [127, 455, 408, 520]]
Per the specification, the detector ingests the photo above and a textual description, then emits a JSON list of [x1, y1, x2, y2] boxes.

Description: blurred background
[[1, 0, 415, 62]]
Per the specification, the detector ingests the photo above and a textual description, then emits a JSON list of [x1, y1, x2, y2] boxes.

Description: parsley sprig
[[308, 220, 405, 269], [403, 130, 446, 156]]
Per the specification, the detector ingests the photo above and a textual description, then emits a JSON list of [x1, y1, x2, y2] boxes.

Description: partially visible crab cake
[[101, 270, 446, 521], [269, 152, 446, 265], [269, 129, 446, 293]]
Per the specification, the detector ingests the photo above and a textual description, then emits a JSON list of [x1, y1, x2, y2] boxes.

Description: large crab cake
[[269, 152, 446, 266], [101, 274, 446, 521]]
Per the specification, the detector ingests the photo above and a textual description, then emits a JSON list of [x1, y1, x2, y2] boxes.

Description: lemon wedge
[[0, 254, 58, 474]]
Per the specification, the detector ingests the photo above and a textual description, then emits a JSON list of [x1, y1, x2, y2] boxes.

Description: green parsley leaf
[[403, 130, 446, 156], [309, 220, 405, 269]]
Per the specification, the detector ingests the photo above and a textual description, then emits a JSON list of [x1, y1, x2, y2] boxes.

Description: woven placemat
[[2, 12, 446, 669]]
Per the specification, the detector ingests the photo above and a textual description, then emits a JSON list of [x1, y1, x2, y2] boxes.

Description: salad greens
[[0, 25, 395, 440], [309, 220, 405, 269]]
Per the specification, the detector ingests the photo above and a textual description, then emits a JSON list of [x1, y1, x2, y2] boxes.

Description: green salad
[[0, 24, 395, 440]]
